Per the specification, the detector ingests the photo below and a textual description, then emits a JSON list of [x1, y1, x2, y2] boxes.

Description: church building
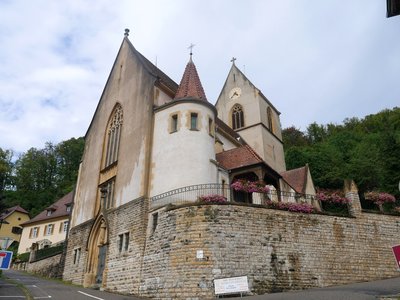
[[63, 29, 316, 298]]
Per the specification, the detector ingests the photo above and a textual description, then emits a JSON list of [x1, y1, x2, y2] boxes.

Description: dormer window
[[46, 210, 52, 217], [66, 205, 71, 213]]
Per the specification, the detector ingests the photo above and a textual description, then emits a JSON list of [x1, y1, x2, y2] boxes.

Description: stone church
[[63, 30, 316, 297]]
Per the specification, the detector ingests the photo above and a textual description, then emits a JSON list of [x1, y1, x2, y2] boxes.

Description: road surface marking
[[0, 297, 25, 298], [78, 291, 105, 300], [33, 297, 51, 299]]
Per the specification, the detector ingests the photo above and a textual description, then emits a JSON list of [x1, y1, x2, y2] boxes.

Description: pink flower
[[231, 179, 270, 193], [199, 194, 227, 204]]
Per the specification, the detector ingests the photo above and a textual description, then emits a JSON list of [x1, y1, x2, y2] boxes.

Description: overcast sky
[[0, 1, 399, 154]]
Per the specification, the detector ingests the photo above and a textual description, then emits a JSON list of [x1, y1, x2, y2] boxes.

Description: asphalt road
[[1, 269, 142, 300], [235, 276, 400, 300], [2, 269, 400, 300]]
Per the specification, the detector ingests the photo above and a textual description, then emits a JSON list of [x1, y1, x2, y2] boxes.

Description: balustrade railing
[[150, 183, 317, 210]]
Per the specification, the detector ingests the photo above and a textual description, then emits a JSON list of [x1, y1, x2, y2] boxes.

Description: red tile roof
[[174, 58, 207, 101], [21, 191, 73, 226], [0, 205, 29, 221], [280, 166, 308, 194], [216, 145, 263, 170]]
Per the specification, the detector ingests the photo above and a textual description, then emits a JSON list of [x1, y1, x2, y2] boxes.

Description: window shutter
[[44, 225, 47, 235], [29, 228, 33, 238]]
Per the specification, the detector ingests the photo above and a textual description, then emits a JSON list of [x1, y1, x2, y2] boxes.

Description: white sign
[[196, 250, 203, 259], [214, 276, 249, 295]]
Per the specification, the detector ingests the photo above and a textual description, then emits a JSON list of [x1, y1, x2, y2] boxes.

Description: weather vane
[[124, 28, 130, 37]]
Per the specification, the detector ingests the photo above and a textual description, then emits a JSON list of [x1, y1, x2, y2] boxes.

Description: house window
[[30, 227, 39, 238], [101, 178, 116, 209], [232, 104, 244, 129], [152, 212, 158, 233], [46, 210, 52, 216], [105, 104, 123, 167], [171, 114, 178, 133], [267, 107, 274, 133], [73, 248, 81, 265], [45, 224, 54, 236], [63, 221, 69, 232], [118, 232, 130, 253], [190, 113, 198, 130], [66, 205, 71, 213], [12, 226, 22, 235]]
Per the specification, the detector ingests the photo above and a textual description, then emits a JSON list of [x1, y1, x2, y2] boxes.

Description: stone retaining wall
[[14, 253, 62, 278], [63, 194, 400, 299]]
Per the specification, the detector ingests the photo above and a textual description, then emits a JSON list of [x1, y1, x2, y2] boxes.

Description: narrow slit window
[[267, 107, 274, 133], [152, 212, 158, 233], [171, 114, 178, 133], [190, 113, 198, 130]]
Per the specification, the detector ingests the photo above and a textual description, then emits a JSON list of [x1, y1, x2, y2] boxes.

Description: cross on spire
[[231, 57, 237, 65], [188, 43, 195, 57]]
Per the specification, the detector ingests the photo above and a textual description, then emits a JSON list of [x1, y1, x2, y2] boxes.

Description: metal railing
[[150, 183, 317, 210]]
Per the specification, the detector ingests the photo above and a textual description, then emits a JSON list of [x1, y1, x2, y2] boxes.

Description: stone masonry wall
[[16, 253, 63, 278], [140, 204, 400, 299], [104, 197, 149, 294], [63, 219, 94, 284]]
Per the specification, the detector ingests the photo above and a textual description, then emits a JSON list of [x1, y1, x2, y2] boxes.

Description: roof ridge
[[244, 145, 263, 162]]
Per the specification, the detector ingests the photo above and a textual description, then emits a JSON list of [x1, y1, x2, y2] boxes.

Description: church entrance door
[[95, 245, 107, 285]]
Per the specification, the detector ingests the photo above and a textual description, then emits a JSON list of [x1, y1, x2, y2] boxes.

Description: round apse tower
[[150, 56, 218, 202]]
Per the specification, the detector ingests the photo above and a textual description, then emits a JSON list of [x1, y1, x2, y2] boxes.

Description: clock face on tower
[[229, 87, 242, 100]]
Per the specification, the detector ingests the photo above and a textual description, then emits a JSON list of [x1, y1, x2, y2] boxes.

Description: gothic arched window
[[105, 104, 123, 167], [267, 107, 274, 134], [232, 104, 244, 130]]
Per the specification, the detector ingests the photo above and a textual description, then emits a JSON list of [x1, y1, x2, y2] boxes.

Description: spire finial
[[231, 57, 237, 65], [124, 28, 130, 37], [188, 43, 195, 59]]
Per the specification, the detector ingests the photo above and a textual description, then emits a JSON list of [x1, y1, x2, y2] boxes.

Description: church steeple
[[174, 56, 207, 101]]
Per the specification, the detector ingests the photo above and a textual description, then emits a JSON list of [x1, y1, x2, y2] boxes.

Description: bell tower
[[215, 60, 286, 172]]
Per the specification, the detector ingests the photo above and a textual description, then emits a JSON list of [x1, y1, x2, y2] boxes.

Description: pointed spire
[[174, 56, 207, 101]]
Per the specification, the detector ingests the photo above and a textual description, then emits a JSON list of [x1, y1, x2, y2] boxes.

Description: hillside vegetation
[[283, 107, 400, 198]]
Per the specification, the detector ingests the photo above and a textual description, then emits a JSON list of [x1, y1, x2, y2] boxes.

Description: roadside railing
[[150, 183, 317, 210]]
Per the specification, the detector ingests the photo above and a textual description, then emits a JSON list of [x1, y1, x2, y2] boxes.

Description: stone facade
[[64, 193, 400, 299]]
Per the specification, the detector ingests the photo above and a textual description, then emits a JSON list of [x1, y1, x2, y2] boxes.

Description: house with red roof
[[17, 192, 73, 254]]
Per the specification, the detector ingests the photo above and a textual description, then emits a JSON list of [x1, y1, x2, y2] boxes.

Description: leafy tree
[[283, 107, 400, 197], [282, 126, 309, 148], [0, 148, 13, 211], [4, 137, 84, 216]]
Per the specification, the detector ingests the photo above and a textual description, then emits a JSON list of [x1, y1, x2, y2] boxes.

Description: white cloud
[[0, 0, 398, 153]]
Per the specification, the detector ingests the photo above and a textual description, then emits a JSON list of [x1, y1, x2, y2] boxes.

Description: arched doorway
[[84, 215, 109, 288]]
